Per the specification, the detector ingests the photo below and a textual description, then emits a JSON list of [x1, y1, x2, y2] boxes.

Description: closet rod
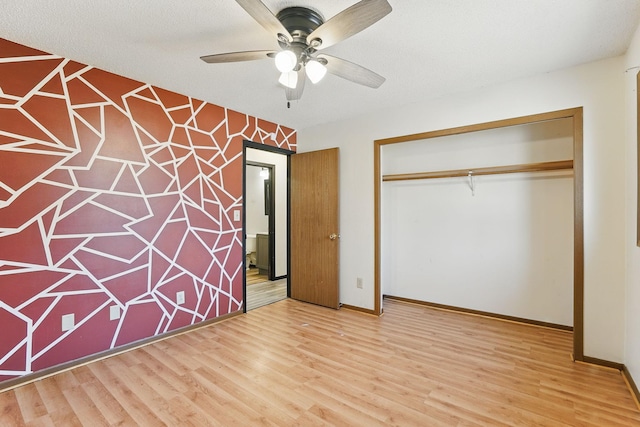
[[382, 160, 573, 182]]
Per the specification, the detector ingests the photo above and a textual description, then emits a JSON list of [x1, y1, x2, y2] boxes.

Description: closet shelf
[[382, 160, 573, 182]]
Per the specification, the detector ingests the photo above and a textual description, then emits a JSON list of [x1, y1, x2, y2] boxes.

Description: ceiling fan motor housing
[[276, 7, 324, 52]]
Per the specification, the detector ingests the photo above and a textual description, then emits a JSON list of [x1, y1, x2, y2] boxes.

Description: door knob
[[329, 233, 339, 240]]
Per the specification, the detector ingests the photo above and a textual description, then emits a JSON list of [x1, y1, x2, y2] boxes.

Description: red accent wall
[[0, 38, 296, 383]]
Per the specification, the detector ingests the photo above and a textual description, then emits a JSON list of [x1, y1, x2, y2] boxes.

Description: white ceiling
[[2, 1, 639, 130]]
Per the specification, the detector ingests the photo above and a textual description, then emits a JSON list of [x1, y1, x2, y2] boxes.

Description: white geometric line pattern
[[0, 38, 296, 382]]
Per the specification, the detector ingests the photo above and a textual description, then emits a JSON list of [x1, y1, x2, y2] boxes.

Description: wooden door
[[290, 148, 340, 309]]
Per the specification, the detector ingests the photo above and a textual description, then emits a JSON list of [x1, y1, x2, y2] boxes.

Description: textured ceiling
[[2, 1, 639, 130]]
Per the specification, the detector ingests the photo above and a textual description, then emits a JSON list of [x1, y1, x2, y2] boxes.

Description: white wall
[[381, 120, 574, 326], [298, 55, 627, 362], [624, 25, 640, 391], [245, 165, 269, 236], [246, 148, 288, 278]]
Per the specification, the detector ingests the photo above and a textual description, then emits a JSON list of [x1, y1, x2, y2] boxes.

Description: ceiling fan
[[200, 0, 392, 103]]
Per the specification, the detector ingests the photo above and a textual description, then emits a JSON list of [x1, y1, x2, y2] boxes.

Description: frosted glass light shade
[[278, 71, 298, 89], [305, 60, 327, 84], [275, 50, 297, 73]]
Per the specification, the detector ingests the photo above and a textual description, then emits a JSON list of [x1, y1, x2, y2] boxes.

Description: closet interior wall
[[380, 118, 575, 326]]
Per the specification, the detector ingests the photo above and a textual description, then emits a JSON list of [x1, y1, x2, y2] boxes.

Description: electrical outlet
[[177, 291, 185, 305], [61, 313, 75, 332], [110, 305, 120, 320], [357, 277, 363, 289], [233, 210, 240, 221]]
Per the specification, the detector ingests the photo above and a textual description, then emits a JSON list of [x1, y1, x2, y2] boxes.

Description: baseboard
[[383, 295, 573, 331], [580, 356, 624, 371], [0, 310, 242, 393], [340, 304, 380, 316], [622, 365, 640, 410]]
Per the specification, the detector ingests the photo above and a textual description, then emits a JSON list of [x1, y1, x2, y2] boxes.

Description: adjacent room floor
[[246, 278, 287, 311], [1, 299, 638, 426], [245, 267, 287, 311]]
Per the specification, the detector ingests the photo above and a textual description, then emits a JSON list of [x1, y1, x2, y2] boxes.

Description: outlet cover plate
[[61, 313, 75, 331], [110, 305, 120, 320], [177, 291, 185, 305]]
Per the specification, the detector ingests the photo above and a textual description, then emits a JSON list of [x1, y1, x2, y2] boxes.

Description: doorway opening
[[243, 142, 293, 311]]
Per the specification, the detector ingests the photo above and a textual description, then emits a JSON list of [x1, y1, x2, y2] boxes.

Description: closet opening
[[374, 108, 584, 360]]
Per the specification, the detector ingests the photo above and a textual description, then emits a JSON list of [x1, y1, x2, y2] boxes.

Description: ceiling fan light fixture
[[200, 1, 392, 101], [278, 70, 298, 89], [274, 50, 297, 72], [305, 59, 327, 84]]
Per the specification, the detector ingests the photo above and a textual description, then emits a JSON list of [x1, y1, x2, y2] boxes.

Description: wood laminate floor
[[1, 298, 639, 426]]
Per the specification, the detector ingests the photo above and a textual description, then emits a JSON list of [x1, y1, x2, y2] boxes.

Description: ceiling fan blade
[[306, 0, 392, 50], [200, 50, 275, 63], [236, 0, 292, 42], [285, 68, 306, 101], [319, 55, 385, 88]]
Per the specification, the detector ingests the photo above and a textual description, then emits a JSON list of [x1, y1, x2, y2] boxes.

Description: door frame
[[373, 107, 585, 360], [242, 141, 294, 313]]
